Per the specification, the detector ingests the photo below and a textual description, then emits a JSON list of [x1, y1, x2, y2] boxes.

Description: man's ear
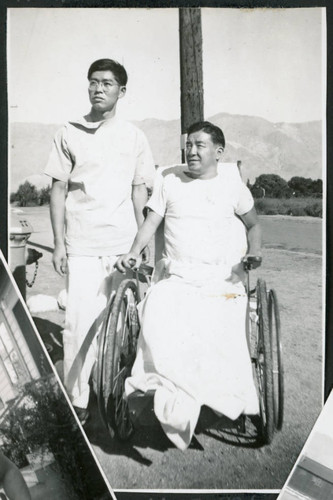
[[118, 86, 127, 99], [216, 145, 224, 160]]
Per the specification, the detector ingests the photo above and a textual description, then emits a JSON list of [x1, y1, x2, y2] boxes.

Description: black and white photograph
[[5, 4, 326, 497], [277, 388, 333, 500], [0, 250, 115, 499]]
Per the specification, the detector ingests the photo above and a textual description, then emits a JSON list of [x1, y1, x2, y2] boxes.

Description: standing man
[[45, 59, 155, 424]]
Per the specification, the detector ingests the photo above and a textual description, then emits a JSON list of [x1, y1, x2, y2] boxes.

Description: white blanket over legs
[[125, 272, 259, 450]]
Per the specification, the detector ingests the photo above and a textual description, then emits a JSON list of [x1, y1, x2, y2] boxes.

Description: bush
[[0, 376, 111, 499], [289, 206, 307, 217], [254, 197, 322, 218], [305, 201, 322, 217]]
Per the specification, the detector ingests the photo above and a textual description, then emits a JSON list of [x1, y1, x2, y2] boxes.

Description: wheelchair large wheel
[[255, 279, 274, 445], [96, 293, 115, 428], [269, 288, 284, 430], [101, 279, 140, 440]]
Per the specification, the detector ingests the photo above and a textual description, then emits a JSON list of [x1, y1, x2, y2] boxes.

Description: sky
[[7, 7, 325, 125]]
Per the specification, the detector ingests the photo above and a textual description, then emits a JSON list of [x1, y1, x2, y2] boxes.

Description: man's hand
[[115, 252, 142, 274], [52, 242, 68, 276]]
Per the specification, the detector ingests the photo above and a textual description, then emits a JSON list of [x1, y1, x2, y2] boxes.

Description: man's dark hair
[[187, 121, 225, 149], [87, 59, 128, 86]]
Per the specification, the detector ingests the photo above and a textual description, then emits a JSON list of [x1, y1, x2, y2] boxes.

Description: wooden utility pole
[[179, 8, 204, 162]]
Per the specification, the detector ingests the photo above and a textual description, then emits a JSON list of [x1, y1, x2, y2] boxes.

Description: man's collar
[[69, 115, 118, 129]]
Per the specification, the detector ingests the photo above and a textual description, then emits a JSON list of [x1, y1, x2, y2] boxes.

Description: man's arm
[[239, 206, 262, 259], [50, 178, 67, 276], [132, 183, 149, 228], [116, 210, 163, 272], [0, 452, 31, 500]]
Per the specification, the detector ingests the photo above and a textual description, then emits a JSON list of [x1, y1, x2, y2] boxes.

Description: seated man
[[116, 121, 262, 450]]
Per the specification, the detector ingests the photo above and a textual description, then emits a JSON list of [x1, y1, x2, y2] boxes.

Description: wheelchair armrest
[[138, 263, 154, 276], [133, 263, 154, 284], [243, 256, 262, 271]]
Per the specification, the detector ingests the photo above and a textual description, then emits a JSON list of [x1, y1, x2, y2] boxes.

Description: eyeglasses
[[88, 80, 119, 92]]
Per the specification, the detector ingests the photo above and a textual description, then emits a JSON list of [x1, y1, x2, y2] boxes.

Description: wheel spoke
[[115, 394, 123, 414], [121, 302, 130, 343], [112, 365, 127, 387]]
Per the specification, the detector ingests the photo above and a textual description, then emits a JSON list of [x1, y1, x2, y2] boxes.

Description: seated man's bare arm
[[239, 207, 262, 261], [116, 210, 163, 272], [132, 183, 149, 228]]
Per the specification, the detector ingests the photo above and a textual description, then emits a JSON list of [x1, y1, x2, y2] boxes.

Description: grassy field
[[260, 215, 322, 255], [11, 206, 324, 490]]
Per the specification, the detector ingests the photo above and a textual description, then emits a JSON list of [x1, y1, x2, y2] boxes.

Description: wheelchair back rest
[[154, 219, 165, 264]]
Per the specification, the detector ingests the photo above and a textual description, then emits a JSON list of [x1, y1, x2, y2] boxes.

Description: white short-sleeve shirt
[[146, 163, 254, 270], [45, 116, 155, 256]]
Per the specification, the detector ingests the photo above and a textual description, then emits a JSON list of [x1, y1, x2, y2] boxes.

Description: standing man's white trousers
[[63, 255, 122, 409]]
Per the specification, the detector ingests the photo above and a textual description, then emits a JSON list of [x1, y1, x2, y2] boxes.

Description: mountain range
[[9, 113, 323, 192]]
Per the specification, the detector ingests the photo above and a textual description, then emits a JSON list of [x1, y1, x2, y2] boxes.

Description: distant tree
[[251, 185, 266, 198], [288, 176, 311, 196], [14, 181, 39, 207], [311, 179, 323, 197], [10, 192, 17, 204], [38, 185, 51, 205], [288, 176, 322, 197], [251, 174, 292, 198]]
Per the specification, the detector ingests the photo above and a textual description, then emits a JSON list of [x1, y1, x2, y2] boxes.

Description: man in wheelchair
[[116, 121, 262, 450]]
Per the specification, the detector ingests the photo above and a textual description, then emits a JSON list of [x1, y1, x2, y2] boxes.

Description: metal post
[[9, 212, 34, 301], [179, 8, 204, 163]]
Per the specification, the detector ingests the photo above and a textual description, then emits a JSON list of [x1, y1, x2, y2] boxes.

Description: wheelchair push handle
[[242, 255, 262, 271]]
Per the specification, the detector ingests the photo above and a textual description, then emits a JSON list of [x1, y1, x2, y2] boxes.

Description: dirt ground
[[13, 207, 323, 493]]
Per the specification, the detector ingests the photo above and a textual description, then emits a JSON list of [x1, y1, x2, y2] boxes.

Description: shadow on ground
[[85, 391, 174, 466], [32, 316, 64, 364], [84, 391, 261, 467]]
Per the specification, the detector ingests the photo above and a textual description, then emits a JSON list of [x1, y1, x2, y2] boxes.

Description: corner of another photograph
[[0, 250, 116, 500]]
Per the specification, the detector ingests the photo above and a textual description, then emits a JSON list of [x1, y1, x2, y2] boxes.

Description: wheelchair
[[96, 255, 284, 447]]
